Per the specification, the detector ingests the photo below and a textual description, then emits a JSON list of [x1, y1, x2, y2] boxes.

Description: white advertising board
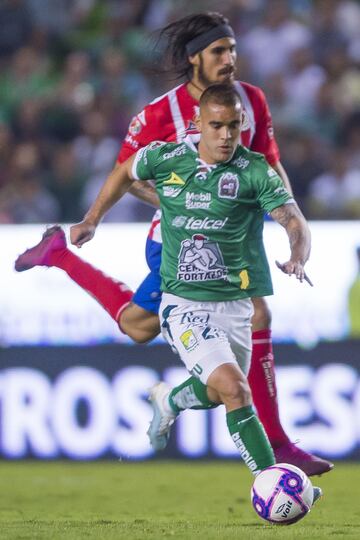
[[1, 222, 359, 345], [1, 362, 359, 460]]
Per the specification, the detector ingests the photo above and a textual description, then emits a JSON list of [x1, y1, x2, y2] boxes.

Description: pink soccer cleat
[[274, 441, 334, 477], [15, 225, 67, 272]]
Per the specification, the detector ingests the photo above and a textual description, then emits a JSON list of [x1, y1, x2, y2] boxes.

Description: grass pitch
[[0, 461, 359, 540]]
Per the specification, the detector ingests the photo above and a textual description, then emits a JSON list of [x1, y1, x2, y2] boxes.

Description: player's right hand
[[275, 260, 313, 286], [70, 221, 96, 248]]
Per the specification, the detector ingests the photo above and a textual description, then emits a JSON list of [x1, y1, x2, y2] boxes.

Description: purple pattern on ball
[[279, 470, 303, 495], [252, 466, 311, 523], [252, 483, 280, 520]]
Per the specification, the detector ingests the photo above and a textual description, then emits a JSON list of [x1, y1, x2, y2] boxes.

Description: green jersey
[[132, 135, 293, 301]]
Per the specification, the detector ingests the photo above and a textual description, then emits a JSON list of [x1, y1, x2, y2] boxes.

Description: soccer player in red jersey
[[15, 12, 332, 476]]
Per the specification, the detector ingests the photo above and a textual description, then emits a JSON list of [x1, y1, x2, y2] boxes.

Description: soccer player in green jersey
[[15, 12, 332, 475], [70, 83, 314, 477]]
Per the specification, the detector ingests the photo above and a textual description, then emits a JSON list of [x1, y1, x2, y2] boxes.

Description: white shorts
[[160, 293, 254, 384]]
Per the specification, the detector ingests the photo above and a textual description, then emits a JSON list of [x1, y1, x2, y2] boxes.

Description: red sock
[[49, 248, 133, 323], [248, 329, 290, 448]]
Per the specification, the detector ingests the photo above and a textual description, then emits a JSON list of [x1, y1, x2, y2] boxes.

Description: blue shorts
[[132, 237, 162, 314]]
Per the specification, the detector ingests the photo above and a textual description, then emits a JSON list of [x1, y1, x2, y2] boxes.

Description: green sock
[[226, 406, 275, 476], [168, 376, 218, 413]]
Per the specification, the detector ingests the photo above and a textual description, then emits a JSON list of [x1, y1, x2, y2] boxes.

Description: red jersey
[[117, 81, 280, 166]]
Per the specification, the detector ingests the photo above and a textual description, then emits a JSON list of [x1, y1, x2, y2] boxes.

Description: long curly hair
[[155, 12, 230, 80]]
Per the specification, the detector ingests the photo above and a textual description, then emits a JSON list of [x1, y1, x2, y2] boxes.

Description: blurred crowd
[[0, 0, 359, 224]]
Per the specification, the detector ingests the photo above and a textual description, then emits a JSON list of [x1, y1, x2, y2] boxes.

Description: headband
[[185, 24, 235, 56]]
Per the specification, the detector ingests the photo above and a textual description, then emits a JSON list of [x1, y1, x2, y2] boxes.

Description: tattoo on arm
[[287, 227, 302, 254], [271, 203, 311, 263], [271, 203, 300, 227]]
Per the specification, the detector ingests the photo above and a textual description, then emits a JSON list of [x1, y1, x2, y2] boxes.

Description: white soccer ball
[[251, 463, 314, 525]]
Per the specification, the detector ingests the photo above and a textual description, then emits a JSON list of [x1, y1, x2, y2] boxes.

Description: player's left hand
[[70, 221, 96, 248], [275, 260, 313, 286]]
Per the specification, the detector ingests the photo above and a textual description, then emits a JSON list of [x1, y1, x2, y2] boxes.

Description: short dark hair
[[156, 12, 230, 79], [200, 84, 241, 109]]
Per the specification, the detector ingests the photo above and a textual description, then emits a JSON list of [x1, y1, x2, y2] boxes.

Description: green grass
[[0, 461, 359, 539]]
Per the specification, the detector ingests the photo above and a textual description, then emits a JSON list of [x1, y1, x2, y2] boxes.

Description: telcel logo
[[172, 216, 228, 230]]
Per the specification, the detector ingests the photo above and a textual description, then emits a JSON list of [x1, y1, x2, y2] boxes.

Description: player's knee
[[219, 378, 252, 407], [118, 305, 160, 343], [251, 297, 272, 330], [118, 320, 155, 344], [122, 328, 154, 344], [130, 334, 151, 344]]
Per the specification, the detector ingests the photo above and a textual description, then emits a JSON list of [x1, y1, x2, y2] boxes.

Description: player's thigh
[[225, 299, 253, 376], [120, 270, 161, 342], [120, 303, 160, 343], [206, 361, 251, 406], [159, 296, 239, 384], [120, 235, 163, 343], [251, 296, 272, 330]]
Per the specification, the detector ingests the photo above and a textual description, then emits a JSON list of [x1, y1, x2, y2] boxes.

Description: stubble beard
[[198, 54, 235, 89], [197, 55, 214, 89]]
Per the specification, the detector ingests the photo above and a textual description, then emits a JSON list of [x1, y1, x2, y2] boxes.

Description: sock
[[168, 376, 218, 414], [49, 249, 133, 323], [226, 405, 275, 475], [248, 329, 290, 448]]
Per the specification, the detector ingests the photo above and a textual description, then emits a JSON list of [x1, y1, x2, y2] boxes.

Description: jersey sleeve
[[131, 141, 165, 181], [252, 156, 294, 213], [249, 86, 280, 167], [117, 103, 164, 163]]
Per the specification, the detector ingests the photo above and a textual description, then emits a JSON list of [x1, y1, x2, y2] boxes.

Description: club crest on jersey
[[129, 116, 142, 136], [218, 172, 239, 199], [177, 234, 228, 282]]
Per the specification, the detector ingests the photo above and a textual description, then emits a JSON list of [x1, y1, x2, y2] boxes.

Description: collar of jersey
[[183, 133, 201, 153]]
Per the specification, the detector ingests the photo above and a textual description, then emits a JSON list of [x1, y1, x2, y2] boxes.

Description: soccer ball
[[251, 463, 314, 525]]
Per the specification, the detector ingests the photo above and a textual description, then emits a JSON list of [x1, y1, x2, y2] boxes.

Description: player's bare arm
[[118, 161, 159, 209], [270, 203, 311, 283], [128, 180, 159, 208], [70, 156, 137, 247]]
